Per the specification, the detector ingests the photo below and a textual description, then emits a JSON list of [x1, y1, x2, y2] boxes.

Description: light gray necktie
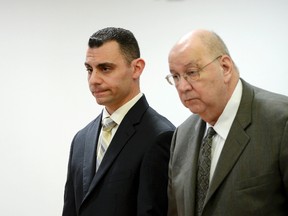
[[195, 127, 216, 216], [96, 117, 117, 171]]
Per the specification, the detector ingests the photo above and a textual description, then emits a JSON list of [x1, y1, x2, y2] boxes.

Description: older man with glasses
[[166, 29, 288, 216]]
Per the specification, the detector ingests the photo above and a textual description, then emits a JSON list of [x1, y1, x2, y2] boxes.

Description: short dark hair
[[88, 27, 140, 63]]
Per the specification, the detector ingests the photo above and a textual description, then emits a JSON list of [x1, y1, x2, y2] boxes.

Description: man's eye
[[100, 66, 111, 73], [98, 65, 112, 73], [86, 68, 92, 74], [172, 74, 180, 80], [186, 71, 198, 77]]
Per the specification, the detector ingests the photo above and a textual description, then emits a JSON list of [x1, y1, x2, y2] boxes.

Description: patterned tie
[[96, 117, 117, 171], [195, 127, 216, 216]]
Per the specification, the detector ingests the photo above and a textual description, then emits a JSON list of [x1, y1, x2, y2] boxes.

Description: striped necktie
[[96, 117, 117, 171]]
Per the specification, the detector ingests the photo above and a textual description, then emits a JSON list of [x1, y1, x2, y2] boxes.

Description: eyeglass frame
[[165, 55, 222, 86]]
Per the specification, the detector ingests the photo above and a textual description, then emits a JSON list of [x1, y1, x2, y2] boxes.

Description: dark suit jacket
[[63, 96, 175, 216], [168, 79, 288, 216]]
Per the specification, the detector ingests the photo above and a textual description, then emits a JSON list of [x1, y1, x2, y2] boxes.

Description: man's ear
[[220, 55, 233, 83], [132, 58, 145, 79]]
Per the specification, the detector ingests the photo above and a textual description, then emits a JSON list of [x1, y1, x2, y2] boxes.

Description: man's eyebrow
[[185, 61, 199, 68], [84, 62, 91, 68], [84, 62, 116, 68], [98, 62, 114, 67]]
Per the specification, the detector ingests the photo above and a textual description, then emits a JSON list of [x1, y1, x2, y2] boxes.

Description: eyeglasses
[[165, 55, 222, 86]]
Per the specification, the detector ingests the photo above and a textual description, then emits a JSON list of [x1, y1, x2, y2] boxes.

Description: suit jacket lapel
[[82, 96, 149, 203], [184, 118, 206, 215], [87, 120, 136, 191], [205, 79, 253, 206], [82, 116, 102, 196]]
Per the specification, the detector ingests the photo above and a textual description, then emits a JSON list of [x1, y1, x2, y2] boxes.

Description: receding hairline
[[171, 29, 231, 58]]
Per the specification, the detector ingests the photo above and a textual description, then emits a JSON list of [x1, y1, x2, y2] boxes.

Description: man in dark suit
[[62, 27, 175, 216], [165, 29, 288, 216]]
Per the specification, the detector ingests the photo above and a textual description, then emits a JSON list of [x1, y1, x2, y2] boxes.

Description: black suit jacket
[[63, 96, 175, 216]]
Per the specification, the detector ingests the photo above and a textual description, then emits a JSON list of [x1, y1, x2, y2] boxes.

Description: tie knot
[[102, 117, 117, 132], [206, 127, 216, 139]]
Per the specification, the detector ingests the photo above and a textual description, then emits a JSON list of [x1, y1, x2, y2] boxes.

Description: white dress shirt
[[97, 93, 143, 156], [207, 80, 243, 183]]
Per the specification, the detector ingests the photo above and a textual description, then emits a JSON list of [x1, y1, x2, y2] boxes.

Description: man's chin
[[187, 105, 202, 115], [95, 97, 106, 106]]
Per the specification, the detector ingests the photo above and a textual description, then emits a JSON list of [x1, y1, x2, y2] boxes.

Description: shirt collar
[[211, 80, 243, 139], [102, 93, 143, 125]]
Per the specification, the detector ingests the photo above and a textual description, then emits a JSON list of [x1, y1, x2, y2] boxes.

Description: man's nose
[[88, 70, 102, 84]]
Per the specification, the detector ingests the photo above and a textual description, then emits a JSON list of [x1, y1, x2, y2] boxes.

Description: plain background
[[1, 0, 287, 215]]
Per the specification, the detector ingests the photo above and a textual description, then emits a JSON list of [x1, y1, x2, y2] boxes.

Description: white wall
[[0, 0, 287, 215]]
